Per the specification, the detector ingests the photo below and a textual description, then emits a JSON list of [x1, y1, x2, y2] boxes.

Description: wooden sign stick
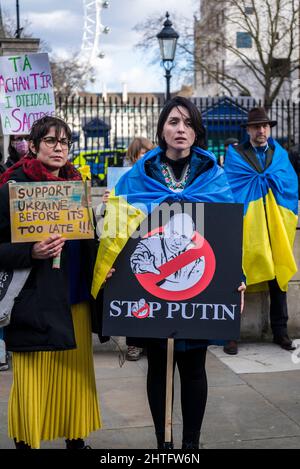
[[52, 253, 61, 269], [164, 338, 174, 444]]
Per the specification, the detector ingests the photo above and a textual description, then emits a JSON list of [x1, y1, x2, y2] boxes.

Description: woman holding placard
[[93, 97, 245, 449], [0, 116, 101, 449]]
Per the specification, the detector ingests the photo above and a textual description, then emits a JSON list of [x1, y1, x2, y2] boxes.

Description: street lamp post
[[157, 12, 179, 102], [15, 0, 22, 38]]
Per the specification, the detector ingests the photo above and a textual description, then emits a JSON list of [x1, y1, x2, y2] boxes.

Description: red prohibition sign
[[132, 303, 150, 319], [135, 231, 216, 301]]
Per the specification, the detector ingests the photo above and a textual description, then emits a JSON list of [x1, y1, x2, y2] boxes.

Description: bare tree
[[196, 0, 300, 105], [51, 53, 94, 95], [1, 8, 94, 95], [134, 0, 300, 105]]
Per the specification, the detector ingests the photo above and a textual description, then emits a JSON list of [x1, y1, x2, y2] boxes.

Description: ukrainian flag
[[225, 139, 298, 291], [92, 146, 234, 298]]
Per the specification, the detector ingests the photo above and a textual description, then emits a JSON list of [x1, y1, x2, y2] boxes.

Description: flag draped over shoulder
[[225, 140, 298, 291], [91, 146, 234, 298]]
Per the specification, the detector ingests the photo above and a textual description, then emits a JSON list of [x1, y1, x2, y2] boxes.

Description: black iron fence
[[56, 95, 300, 185]]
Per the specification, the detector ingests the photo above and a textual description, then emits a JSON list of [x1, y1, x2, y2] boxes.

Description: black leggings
[[268, 279, 288, 336], [146, 345, 208, 439]]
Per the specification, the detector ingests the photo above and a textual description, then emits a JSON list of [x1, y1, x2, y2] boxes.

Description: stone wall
[[241, 219, 300, 340]]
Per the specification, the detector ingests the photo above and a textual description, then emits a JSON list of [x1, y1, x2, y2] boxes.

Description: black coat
[[0, 167, 104, 352], [289, 145, 300, 199]]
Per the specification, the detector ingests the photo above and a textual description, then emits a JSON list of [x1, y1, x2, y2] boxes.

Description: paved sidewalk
[[1, 340, 300, 449]]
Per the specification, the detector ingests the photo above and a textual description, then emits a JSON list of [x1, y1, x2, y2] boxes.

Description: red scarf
[[0, 155, 82, 186]]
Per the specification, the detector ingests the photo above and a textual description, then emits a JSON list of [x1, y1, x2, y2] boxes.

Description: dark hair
[[8, 135, 21, 163], [28, 116, 72, 156], [156, 96, 206, 150]]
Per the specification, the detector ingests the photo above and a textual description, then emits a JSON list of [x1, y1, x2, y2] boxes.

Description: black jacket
[[0, 167, 103, 352]]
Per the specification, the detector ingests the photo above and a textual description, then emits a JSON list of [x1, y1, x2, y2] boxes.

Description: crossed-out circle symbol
[[135, 231, 216, 301]]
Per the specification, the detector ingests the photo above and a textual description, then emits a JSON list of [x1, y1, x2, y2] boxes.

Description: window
[[245, 7, 254, 14], [236, 32, 252, 48]]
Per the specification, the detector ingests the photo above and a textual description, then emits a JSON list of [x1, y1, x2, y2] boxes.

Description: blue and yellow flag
[[225, 139, 298, 291], [92, 146, 234, 298]]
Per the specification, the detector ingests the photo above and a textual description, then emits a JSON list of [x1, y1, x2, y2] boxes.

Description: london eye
[[81, 0, 110, 63]]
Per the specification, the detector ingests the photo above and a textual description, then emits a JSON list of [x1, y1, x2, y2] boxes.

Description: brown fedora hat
[[241, 107, 277, 127]]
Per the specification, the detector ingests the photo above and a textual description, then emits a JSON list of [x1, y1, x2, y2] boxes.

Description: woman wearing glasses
[[0, 116, 101, 449]]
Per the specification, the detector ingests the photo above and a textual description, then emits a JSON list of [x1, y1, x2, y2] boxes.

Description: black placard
[[103, 202, 243, 340]]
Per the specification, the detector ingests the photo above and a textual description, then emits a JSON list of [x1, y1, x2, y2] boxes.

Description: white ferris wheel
[[81, 0, 110, 63]]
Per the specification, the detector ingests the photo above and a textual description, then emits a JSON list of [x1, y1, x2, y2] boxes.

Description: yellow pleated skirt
[[8, 302, 101, 449]]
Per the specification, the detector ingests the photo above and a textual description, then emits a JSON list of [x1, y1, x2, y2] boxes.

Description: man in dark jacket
[[224, 107, 298, 355], [289, 144, 300, 199]]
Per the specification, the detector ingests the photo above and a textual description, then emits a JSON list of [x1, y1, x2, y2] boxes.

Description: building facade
[[194, 0, 300, 102]]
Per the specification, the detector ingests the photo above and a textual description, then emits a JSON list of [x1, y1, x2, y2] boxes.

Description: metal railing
[[55, 95, 300, 185]]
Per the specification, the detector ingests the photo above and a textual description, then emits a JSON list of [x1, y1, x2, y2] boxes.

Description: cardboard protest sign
[[0, 53, 55, 135], [107, 167, 131, 190], [103, 202, 243, 340], [9, 181, 94, 242]]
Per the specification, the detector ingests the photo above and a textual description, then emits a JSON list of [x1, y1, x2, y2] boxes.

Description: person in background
[[0, 116, 101, 449], [225, 107, 298, 355], [0, 134, 29, 173], [123, 137, 154, 167], [0, 135, 29, 174], [219, 138, 239, 167], [92, 97, 245, 449], [102, 137, 154, 205], [288, 143, 300, 199]]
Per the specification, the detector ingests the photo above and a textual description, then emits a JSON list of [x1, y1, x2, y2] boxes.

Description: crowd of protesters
[[0, 100, 298, 449]]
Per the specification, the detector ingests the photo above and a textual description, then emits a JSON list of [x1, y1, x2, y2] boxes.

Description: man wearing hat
[[224, 107, 298, 354]]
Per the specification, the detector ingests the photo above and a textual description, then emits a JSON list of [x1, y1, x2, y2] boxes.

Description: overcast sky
[[1, 0, 197, 94]]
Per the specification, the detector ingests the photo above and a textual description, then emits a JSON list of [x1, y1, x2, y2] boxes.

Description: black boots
[[156, 431, 200, 449], [65, 438, 91, 449], [273, 334, 296, 351], [156, 432, 174, 450], [182, 431, 200, 450], [223, 340, 238, 355], [158, 441, 174, 450], [14, 437, 92, 449], [14, 439, 31, 449]]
